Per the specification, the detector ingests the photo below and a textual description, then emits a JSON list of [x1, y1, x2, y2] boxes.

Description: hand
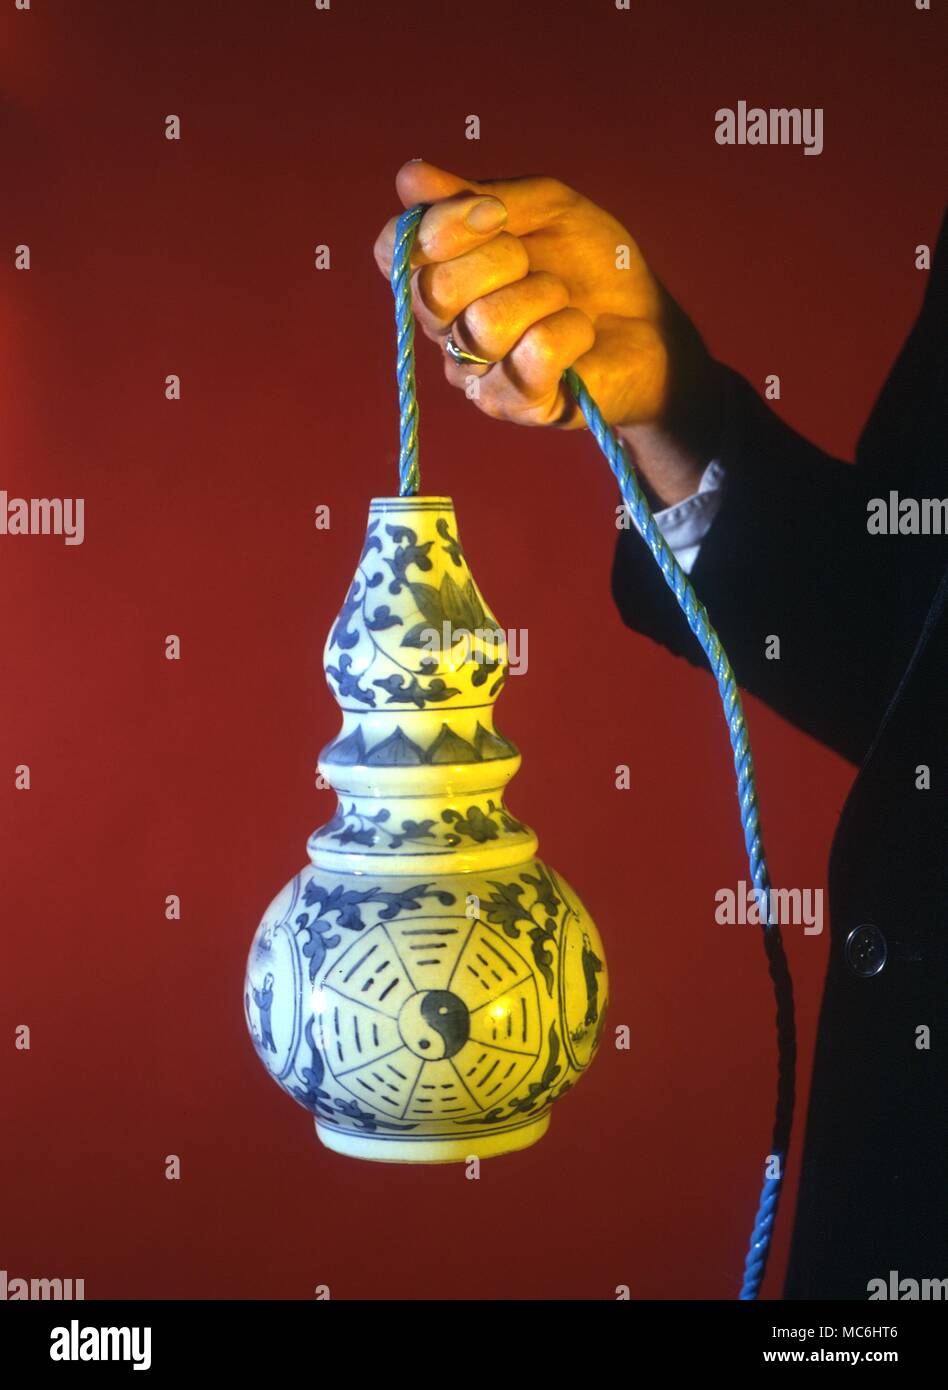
[[374, 161, 707, 504]]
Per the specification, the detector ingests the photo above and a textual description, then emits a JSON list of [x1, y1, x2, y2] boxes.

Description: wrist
[[646, 281, 728, 496], [615, 422, 705, 508]]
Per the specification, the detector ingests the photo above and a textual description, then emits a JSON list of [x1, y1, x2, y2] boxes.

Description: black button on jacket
[[611, 211, 947, 1300]]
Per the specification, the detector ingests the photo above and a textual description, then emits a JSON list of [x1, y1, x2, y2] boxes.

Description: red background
[[1, 0, 944, 1300]]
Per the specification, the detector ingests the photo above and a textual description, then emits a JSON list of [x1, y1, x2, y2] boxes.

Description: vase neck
[[309, 497, 536, 875]]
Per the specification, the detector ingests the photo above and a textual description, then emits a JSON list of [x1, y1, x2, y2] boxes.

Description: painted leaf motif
[[365, 605, 402, 631], [332, 825, 377, 848], [482, 881, 533, 937], [326, 653, 376, 707], [405, 576, 486, 648], [399, 819, 436, 840], [408, 582, 444, 625], [439, 573, 471, 627], [385, 524, 417, 545], [442, 805, 500, 844], [523, 865, 561, 918], [400, 621, 440, 650], [436, 517, 464, 566], [424, 678, 460, 702], [375, 883, 454, 918], [462, 577, 488, 628], [471, 657, 504, 688], [359, 521, 382, 564], [329, 579, 363, 651], [373, 674, 460, 707], [387, 539, 433, 594]]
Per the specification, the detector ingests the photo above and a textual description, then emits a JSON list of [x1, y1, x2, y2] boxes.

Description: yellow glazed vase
[[245, 497, 608, 1161]]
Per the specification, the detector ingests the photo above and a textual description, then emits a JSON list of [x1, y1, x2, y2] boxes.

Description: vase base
[[314, 1113, 550, 1164]]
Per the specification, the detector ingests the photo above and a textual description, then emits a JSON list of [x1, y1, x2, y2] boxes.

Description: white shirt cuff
[[651, 459, 726, 574]]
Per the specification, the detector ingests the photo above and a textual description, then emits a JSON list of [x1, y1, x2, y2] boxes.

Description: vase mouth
[[369, 495, 454, 510]]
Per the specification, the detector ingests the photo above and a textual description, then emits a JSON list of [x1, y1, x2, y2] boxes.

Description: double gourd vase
[[245, 496, 608, 1161]]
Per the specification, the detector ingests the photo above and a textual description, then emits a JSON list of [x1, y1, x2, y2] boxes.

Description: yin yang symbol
[[397, 990, 470, 1060]]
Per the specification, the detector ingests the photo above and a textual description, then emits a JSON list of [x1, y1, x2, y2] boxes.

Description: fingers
[[374, 161, 575, 276], [373, 191, 508, 278], [413, 234, 530, 338], [444, 312, 668, 432], [415, 191, 509, 260], [523, 317, 668, 433], [504, 308, 596, 408], [395, 160, 574, 237], [373, 160, 641, 431], [448, 307, 596, 427], [454, 272, 570, 362]]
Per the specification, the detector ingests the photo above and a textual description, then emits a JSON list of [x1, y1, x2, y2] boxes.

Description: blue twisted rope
[[390, 205, 796, 1301], [391, 205, 426, 496], [564, 367, 797, 1300]]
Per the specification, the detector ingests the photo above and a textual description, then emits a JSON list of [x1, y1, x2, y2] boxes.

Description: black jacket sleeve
[[611, 208, 947, 766]]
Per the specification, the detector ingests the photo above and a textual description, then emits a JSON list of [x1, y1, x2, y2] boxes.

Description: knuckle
[[418, 221, 454, 260], [463, 296, 506, 346], [495, 232, 530, 276], [520, 320, 559, 368], [416, 264, 451, 318], [536, 175, 576, 209], [535, 271, 570, 306], [575, 311, 597, 351], [411, 283, 439, 330], [424, 260, 465, 313]]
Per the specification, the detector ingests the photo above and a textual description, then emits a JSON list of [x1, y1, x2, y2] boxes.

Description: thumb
[[395, 160, 473, 208], [395, 160, 569, 236]]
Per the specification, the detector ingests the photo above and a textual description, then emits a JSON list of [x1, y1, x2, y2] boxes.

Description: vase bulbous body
[[245, 497, 607, 1162]]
